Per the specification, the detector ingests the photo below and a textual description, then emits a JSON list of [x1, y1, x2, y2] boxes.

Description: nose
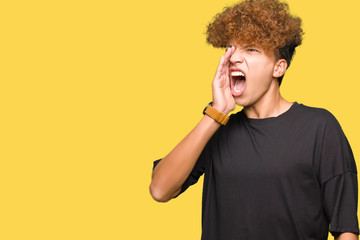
[[229, 48, 245, 64]]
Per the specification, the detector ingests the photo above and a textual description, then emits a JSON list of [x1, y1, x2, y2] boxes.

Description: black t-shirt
[[153, 102, 359, 240]]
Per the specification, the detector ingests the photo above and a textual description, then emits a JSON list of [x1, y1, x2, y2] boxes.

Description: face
[[227, 41, 282, 107]]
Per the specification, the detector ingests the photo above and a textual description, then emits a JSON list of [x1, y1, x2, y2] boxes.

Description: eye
[[247, 48, 258, 52]]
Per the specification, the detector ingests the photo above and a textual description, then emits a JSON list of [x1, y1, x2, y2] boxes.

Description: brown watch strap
[[204, 105, 229, 125]]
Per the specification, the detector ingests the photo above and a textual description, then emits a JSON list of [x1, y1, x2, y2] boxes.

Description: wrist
[[203, 102, 230, 125], [211, 105, 229, 115]]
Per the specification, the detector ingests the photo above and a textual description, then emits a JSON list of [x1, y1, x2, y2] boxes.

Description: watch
[[203, 102, 229, 125]]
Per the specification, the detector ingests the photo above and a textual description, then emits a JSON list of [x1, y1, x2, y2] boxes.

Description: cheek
[[251, 63, 274, 81], [257, 60, 275, 79]]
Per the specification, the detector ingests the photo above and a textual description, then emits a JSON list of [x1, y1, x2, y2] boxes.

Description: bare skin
[[149, 44, 359, 238], [226, 41, 291, 118], [334, 232, 358, 240], [149, 47, 236, 202], [149, 45, 291, 202]]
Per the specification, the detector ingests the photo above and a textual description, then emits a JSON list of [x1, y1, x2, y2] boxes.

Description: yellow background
[[1, 0, 360, 239]]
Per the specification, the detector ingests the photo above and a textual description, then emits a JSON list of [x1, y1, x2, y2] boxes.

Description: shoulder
[[297, 103, 334, 119], [296, 103, 348, 140], [296, 102, 340, 125]]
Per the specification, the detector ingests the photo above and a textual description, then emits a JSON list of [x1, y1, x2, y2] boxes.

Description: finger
[[219, 49, 231, 68], [223, 46, 234, 62], [220, 48, 234, 78], [221, 47, 233, 88], [225, 61, 230, 88], [222, 48, 231, 65], [217, 55, 225, 72], [216, 47, 234, 80], [222, 47, 233, 73]]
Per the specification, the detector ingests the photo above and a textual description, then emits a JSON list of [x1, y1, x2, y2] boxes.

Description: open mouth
[[230, 70, 246, 96]]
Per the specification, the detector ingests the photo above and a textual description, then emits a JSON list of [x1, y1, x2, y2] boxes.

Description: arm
[[149, 46, 236, 202], [317, 113, 359, 238], [334, 232, 358, 240], [150, 114, 221, 202]]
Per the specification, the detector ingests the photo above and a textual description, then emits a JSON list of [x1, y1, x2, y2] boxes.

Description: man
[[149, 0, 359, 239]]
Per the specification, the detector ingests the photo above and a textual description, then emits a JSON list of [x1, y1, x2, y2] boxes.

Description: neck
[[244, 80, 292, 119]]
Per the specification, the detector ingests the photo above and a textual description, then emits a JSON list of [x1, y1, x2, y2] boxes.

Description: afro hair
[[206, 0, 304, 85]]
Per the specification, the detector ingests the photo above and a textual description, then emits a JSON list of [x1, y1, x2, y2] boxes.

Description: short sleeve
[[152, 144, 210, 198], [318, 113, 359, 235], [322, 172, 359, 236]]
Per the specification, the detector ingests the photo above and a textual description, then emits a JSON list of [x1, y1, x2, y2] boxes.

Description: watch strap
[[204, 104, 229, 125]]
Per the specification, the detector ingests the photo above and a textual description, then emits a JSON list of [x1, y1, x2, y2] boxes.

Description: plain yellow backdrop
[[1, 0, 359, 239]]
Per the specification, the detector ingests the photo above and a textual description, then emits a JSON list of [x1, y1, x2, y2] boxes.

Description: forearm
[[334, 232, 358, 240], [149, 114, 221, 202], [150, 46, 236, 203]]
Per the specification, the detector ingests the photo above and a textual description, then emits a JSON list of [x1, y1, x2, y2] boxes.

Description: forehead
[[227, 40, 264, 51], [229, 39, 275, 55], [228, 41, 277, 61]]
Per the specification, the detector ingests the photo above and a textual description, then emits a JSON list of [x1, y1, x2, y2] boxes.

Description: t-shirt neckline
[[240, 101, 300, 125]]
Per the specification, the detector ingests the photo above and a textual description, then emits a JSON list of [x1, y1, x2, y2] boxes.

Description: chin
[[234, 98, 248, 108]]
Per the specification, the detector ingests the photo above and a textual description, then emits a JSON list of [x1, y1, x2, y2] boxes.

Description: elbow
[[149, 183, 172, 203], [333, 232, 359, 240]]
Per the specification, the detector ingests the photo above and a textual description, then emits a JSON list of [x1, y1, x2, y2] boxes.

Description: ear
[[273, 59, 287, 78]]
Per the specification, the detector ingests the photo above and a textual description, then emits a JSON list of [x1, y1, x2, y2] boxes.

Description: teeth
[[231, 71, 244, 77]]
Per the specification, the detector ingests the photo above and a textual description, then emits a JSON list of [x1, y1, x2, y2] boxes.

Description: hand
[[211, 46, 236, 115]]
